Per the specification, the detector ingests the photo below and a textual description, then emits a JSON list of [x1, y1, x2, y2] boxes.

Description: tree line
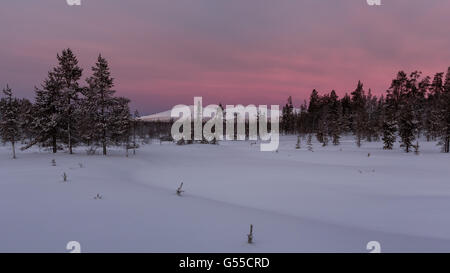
[[0, 48, 137, 158], [2, 50, 450, 157], [281, 68, 450, 153]]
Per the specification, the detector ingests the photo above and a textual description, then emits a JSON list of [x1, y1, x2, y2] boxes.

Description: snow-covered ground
[[1, 136, 450, 252]]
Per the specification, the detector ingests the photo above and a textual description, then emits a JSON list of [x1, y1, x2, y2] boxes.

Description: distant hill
[[139, 105, 301, 122]]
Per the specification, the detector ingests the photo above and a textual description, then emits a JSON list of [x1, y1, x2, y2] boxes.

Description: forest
[[280, 69, 450, 153]]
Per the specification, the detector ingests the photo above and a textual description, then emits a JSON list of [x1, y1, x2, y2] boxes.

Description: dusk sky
[[1, 0, 450, 114]]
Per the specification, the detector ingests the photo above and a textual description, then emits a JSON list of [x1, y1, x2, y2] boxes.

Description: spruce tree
[[85, 54, 115, 155], [425, 72, 444, 140], [31, 72, 64, 153], [398, 102, 415, 153], [328, 90, 342, 145], [398, 72, 420, 153], [381, 72, 405, 150], [308, 89, 320, 132], [53, 48, 83, 154], [439, 67, 450, 152], [110, 97, 131, 155], [0, 85, 21, 159], [382, 118, 396, 150], [282, 96, 294, 134], [351, 81, 367, 147]]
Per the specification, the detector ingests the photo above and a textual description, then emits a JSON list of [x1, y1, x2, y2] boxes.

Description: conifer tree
[[439, 67, 450, 152], [30, 72, 64, 153], [382, 72, 405, 150], [0, 85, 21, 159], [85, 54, 116, 155], [308, 89, 320, 132], [398, 72, 420, 153], [18, 98, 34, 143], [425, 72, 444, 140], [110, 97, 131, 155], [328, 90, 342, 145], [53, 48, 83, 154], [282, 96, 294, 134], [351, 81, 367, 147]]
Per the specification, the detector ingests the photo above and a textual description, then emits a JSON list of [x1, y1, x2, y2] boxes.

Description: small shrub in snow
[[78, 163, 83, 168], [247, 224, 254, 244], [94, 193, 103, 200], [63, 172, 67, 182], [176, 182, 184, 196], [51, 159, 56, 166]]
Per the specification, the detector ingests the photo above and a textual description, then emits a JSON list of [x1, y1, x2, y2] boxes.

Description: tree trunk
[[445, 137, 450, 153], [53, 135, 57, 153], [68, 123, 72, 154], [103, 141, 107, 156], [133, 123, 136, 155], [12, 140, 16, 159]]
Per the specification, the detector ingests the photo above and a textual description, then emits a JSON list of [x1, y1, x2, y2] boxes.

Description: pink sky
[[1, 0, 450, 114]]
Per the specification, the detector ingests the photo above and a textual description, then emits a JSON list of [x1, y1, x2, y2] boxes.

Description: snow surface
[[1, 136, 450, 252]]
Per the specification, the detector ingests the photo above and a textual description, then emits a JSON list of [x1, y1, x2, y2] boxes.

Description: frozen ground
[[1, 136, 450, 252]]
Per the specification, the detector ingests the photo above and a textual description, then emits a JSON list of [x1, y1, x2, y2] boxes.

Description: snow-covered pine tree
[[382, 71, 407, 150], [382, 118, 396, 150], [0, 85, 21, 159], [398, 72, 420, 153], [78, 86, 97, 147], [365, 89, 380, 141], [328, 90, 342, 145], [340, 93, 352, 134], [350, 81, 368, 147], [398, 102, 416, 153], [281, 96, 294, 134], [109, 97, 131, 156], [308, 89, 320, 133], [424, 72, 444, 140], [373, 95, 385, 141], [29, 72, 65, 153], [414, 75, 429, 139], [439, 67, 450, 153], [85, 55, 116, 155], [52, 48, 83, 154], [314, 93, 329, 146]]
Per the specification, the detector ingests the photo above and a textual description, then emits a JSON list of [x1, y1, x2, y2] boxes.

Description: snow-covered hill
[[140, 106, 301, 122]]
